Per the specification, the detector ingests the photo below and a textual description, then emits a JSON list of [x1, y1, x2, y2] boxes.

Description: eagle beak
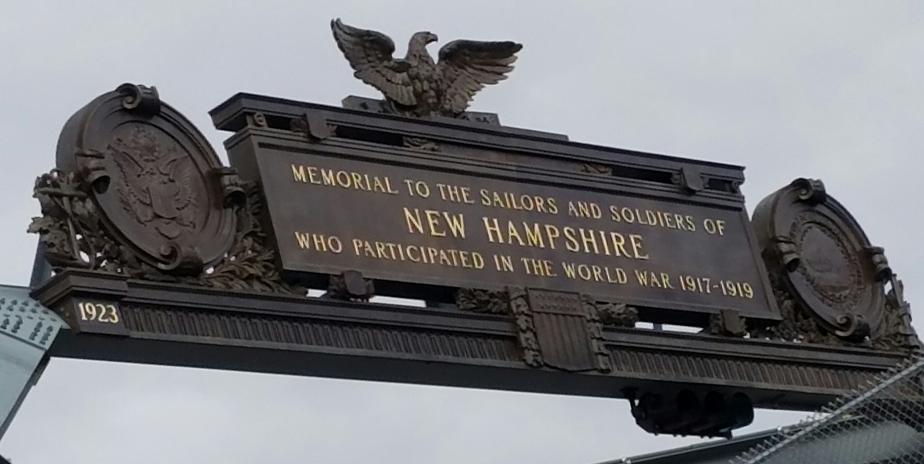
[[427, 32, 438, 43]]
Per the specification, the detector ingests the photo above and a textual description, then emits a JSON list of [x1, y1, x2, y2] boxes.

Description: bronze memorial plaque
[[18, 19, 919, 445], [241, 139, 777, 320]]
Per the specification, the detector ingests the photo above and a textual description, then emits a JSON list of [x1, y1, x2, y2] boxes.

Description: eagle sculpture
[[331, 19, 522, 118]]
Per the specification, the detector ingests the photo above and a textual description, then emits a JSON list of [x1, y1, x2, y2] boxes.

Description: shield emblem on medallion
[[56, 84, 237, 273]]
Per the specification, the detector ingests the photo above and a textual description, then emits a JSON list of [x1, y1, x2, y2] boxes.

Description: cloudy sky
[[1, 1, 923, 462]]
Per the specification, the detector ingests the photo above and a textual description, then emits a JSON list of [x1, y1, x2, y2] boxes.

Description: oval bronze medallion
[[752, 178, 885, 340], [56, 84, 236, 273]]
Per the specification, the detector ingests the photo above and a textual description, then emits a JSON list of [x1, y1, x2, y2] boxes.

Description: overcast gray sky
[[1, 1, 922, 463]]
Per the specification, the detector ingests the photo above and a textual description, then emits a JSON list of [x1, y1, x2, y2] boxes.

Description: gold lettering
[[483, 217, 502, 243], [404, 208, 425, 235], [291, 164, 308, 183], [564, 227, 579, 252], [76, 302, 121, 324], [520, 257, 557, 277], [472, 252, 485, 269], [375, 241, 389, 259], [425, 210, 447, 237], [312, 234, 328, 252], [505, 220, 525, 246], [372, 177, 387, 193], [544, 225, 560, 249], [660, 272, 674, 289], [629, 234, 649, 260], [579, 228, 600, 254], [444, 212, 466, 238], [335, 170, 351, 187], [661, 213, 677, 229], [523, 222, 545, 248], [307, 166, 321, 184], [350, 172, 365, 190], [321, 168, 336, 185], [295, 231, 312, 249], [547, 198, 559, 214]]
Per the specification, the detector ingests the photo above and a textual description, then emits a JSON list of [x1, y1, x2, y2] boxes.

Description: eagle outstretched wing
[[109, 144, 154, 224], [331, 19, 416, 106], [165, 152, 198, 229], [438, 40, 522, 115]]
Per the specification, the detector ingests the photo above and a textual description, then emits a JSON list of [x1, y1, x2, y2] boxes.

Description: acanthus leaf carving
[[29, 169, 303, 296], [29, 169, 135, 272], [874, 277, 921, 352], [591, 300, 638, 328], [454, 287, 542, 367], [454, 288, 509, 314], [508, 287, 543, 368], [749, 269, 843, 345], [456, 288, 623, 372], [196, 181, 304, 295], [581, 296, 621, 372]]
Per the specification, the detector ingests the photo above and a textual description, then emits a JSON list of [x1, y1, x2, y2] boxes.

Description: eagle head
[[411, 31, 439, 45]]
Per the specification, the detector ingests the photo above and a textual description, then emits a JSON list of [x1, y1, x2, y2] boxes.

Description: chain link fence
[[735, 355, 924, 463]]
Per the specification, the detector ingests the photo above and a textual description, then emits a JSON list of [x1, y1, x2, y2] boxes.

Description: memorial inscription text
[[255, 149, 774, 317]]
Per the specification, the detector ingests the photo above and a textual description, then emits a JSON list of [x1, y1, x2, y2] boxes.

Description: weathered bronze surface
[[30, 84, 299, 295], [212, 93, 779, 323], [25, 80, 921, 439], [752, 178, 919, 350], [51, 84, 239, 274], [331, 19, 522, 118]]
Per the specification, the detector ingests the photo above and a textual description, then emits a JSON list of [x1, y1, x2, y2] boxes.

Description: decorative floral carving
[[29, 169, 140, 273], [29, 169, 302, 295], [591, 300, 638, 328], [508, 287, 542, 367], [455, 288, 510, 314], [581, 296, 620, 372], [750, 272, 844, 346], [457, 288, 621, 371], [455, 287, 542, 367], [873, 278, 921, 352], [198, 182, 303, 295]]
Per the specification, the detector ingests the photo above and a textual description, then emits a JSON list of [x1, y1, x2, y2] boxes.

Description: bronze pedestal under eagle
[[331, 19, 522, 118]]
